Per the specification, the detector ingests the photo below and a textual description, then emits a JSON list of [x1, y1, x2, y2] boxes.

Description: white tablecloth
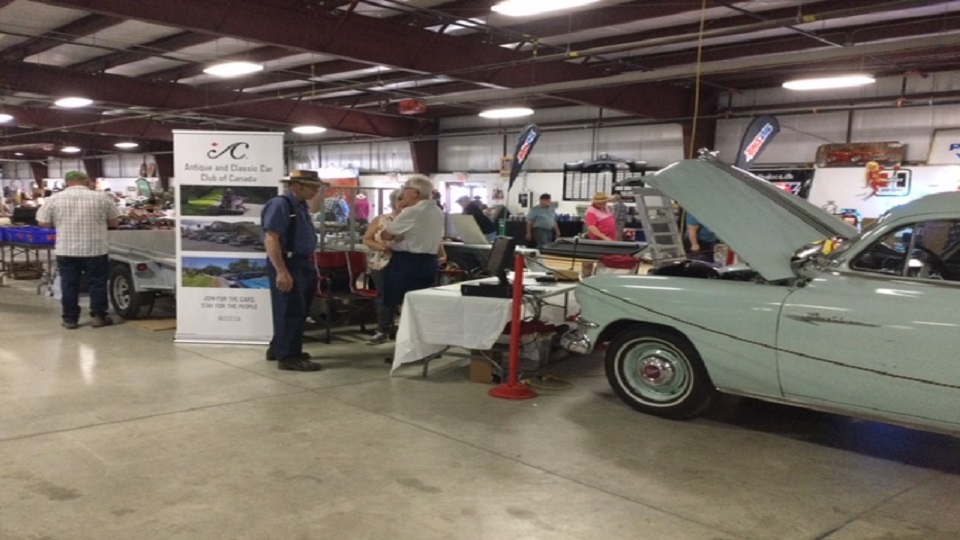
[[390, 276, 578, 372]]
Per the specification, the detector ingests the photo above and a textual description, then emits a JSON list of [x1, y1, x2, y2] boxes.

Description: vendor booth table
[[390, 274, 578, 375], [0, 227, 56, 291]]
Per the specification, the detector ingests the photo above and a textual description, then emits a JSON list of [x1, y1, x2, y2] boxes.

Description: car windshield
[[825, 212, 889, 261]]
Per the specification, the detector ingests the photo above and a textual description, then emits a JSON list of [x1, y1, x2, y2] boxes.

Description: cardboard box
[[468, 350, 503, 384], [469, 357, 493, 383]]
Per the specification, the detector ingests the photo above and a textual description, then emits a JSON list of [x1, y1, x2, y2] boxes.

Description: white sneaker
[[366, 332, 389, 345]]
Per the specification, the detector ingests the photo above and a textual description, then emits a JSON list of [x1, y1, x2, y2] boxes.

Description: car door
[[776, 219, 960, 430]]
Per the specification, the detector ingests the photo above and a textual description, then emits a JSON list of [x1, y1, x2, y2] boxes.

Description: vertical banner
[[173, 131, 284, 344], [508, 124, 541, 191], [734, 115, 779, 170]]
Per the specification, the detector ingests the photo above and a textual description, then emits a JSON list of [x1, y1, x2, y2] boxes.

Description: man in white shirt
[[37, 170, 121, 329], [379, 174, 444, 315]]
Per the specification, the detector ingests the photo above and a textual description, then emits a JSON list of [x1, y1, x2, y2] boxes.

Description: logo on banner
[[949, 143, 960, 159], [773, 181, 802, 195], [508, 124, 541, 190], [517, 131, 537, 163], [743, 123, 775, 164], [207, 142, 250, 160]]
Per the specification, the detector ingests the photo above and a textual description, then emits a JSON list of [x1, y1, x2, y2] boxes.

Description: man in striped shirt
[[37, 171, 121, 329]]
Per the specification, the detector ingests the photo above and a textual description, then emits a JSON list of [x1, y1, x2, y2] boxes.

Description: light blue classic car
[[563, 155, 960, 435]]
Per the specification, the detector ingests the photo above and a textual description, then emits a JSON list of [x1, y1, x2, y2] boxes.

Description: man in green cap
[[37, 170, 121, 329]]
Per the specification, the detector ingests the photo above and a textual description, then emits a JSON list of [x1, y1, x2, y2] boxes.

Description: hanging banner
[[734, 115, 780, 170], [173, 130, 284, 344], [508, 123, 541, 191]]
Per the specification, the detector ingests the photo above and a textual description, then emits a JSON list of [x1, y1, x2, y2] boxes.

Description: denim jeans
[[532, 227, 554, 249], [369, 268, 395, 334], [267, 255, 317, 361], [57, 255, 109, 323]]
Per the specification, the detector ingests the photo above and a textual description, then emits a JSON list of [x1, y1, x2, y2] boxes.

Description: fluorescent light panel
[[492, 0, 599, 17], [203, 61, 264, 77], [0, 113, 13, 123], [479, 107, 534, 119], [61, 146, 82, 153], [783, 74, 875, 90], [114, 141, 139, 149], [292, 125, 327, 134], [55, 97, 93, 108]]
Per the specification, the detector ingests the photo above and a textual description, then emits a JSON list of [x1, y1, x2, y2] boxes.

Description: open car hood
[[645, 157, 857, 282]]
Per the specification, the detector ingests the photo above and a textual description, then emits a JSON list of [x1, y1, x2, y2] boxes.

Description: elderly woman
[[584, 192, 617, 241], [363, 189, 403, 345]]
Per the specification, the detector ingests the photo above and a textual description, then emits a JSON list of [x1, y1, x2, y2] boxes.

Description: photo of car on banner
[[563, 154, 960, 435]]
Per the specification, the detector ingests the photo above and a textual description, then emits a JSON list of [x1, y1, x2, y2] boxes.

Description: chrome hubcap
[[621, 340, 691, 403], [640, 356, 675, 386]]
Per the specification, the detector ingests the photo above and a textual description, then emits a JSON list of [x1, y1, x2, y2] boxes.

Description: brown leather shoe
[[265, 350, 310, 362], [91, 315, 114, 328], [277, 358, 324, 371]]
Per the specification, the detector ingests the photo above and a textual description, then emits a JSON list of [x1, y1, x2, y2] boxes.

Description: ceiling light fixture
[[492, 0, 598, 17], [61, 146, 82, 153], [479, 107, 534, 119], [292, 125, 327, 134], [114, 141, 139, 149], [0, 113, 13, 123], [783, 74, 875, 90], [55, 97, 93, 108], [203, 61, 264, 78]]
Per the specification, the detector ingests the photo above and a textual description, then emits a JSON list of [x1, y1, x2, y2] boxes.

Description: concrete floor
[[2, 279, 959, 540]]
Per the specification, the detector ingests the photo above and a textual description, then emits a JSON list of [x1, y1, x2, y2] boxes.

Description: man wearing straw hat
[[261, 170, 327, 372]]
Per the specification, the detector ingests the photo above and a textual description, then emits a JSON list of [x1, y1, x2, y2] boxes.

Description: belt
[[284, 252, 311, 259], [394, 251, 436, 258]]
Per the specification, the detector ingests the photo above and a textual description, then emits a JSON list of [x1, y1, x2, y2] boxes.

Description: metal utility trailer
[[107, 230, 176, 319]]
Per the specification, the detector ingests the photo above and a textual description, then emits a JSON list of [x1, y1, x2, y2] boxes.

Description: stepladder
[[631, 186, 686, 268]]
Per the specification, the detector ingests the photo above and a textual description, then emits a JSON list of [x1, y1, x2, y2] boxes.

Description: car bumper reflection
[[561, 316, 597, 355]]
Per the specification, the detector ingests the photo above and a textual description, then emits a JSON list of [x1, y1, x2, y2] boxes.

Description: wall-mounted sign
[[874, 168, 912, 197], [927, 128, 960, 164], [752, 168, 815, 198], [816, 142, 905, 167]]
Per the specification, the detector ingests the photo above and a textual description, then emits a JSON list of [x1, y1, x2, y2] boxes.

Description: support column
[[28, 162, 49, 186], [409, 139, 438, 174], [82, 158, 103, 181], [154, 154, 173, 190]]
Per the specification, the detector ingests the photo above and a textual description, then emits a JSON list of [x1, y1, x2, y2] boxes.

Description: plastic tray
[[3, 226, 56, 245]]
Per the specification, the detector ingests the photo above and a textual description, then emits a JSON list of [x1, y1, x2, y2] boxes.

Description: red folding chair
[[312, 251, 377, 343]]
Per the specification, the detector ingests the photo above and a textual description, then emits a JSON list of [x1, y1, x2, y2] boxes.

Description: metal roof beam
[[1, 61, 425, 139], [35, 0, 693, 119]]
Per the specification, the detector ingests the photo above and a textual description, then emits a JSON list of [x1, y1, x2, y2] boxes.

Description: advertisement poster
[[927, 128, 960, 164], [173, 130, 283, 344]]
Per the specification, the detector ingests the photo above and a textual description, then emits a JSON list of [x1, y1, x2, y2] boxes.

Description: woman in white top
[[363, 189, 403, 344]]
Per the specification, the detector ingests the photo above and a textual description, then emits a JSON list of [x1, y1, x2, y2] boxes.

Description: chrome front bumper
[[560, 316, 597, 355]]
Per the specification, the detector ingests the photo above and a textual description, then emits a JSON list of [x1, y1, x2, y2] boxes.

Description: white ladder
[[632, 187, 685, 268]]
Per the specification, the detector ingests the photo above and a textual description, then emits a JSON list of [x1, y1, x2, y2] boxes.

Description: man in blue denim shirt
[[261, 170, 326, 371], [686, 213, 718, 263]]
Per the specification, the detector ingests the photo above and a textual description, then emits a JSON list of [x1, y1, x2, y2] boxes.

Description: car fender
[[576, 274, 793, 398]]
